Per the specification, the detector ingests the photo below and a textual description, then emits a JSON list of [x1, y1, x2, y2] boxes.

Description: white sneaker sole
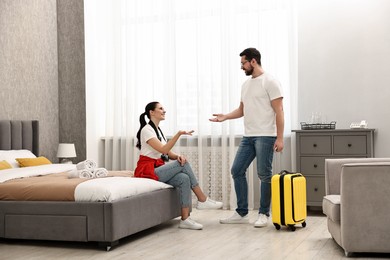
[[196, 205, 223, 210], [254, 222, 268, 228], [219, 219, 249, 224], [179, 224, 203, 230]]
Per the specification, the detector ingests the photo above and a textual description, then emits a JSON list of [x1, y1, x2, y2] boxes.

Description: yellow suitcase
[[271, 170, 307, 231]]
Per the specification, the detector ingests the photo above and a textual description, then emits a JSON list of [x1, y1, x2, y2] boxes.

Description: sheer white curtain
[[85, 0, 297, 209]]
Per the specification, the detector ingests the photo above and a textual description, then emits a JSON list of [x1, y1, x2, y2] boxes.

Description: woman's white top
[[140, 124, 166, 159]]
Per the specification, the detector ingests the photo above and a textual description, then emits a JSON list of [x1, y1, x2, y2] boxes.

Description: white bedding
[[75, 177, 172, 202], [0, 164, 76, 183], [0, 164, 173, 202]]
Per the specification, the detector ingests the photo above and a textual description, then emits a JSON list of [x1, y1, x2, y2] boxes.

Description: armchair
[[323, 158, 390, 257]]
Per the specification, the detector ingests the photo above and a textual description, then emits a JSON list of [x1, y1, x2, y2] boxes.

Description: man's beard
[[245, 66, 254, 76]]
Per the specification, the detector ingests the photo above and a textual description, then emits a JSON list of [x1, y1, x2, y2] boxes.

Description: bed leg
[[99, 240, 119, 251]]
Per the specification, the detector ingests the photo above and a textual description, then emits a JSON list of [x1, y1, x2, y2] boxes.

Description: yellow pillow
[[16, 156, 52, 167], [0, 160, 12, 170]]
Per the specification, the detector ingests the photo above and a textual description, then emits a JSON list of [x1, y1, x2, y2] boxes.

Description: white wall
[[297, 0, 390, 157]]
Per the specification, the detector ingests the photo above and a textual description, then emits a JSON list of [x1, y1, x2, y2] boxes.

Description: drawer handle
[[313, 164, 318, 168], [314, 188, 318, 192], [348, 144, 352, 147], [313, 144, 317, 148]]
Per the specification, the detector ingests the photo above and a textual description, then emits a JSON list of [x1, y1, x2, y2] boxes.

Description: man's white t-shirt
[[140, 124, 166, 159], [241, 72, 283, 137]]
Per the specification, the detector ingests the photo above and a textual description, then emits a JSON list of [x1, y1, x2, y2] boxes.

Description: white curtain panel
[[85, 0, 297, 209]]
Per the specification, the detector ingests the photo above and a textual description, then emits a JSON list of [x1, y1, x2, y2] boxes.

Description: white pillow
[[0, 150, 37, 168]]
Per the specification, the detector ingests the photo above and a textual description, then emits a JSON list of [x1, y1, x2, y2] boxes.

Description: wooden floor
[[1, 209, 390, 260]]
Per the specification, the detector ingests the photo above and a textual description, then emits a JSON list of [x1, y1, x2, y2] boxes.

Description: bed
[[0, 120, 182, 250]]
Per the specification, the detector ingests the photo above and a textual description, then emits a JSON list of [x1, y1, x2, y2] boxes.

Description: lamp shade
[[57, 143, 76, 158]]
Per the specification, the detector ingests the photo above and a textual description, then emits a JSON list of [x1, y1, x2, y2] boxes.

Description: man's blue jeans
[[231, 136, 276, 217]]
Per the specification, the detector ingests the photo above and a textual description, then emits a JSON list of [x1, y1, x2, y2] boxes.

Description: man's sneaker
[[254, 213, 269, 228], [219, 211, 249, 224], [179, 217, 203, 230], [196, 197, 223, 210]]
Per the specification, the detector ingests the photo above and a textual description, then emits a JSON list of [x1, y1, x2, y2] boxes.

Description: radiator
[[174, 146, 232, 207], [100, 137, 138, 171]]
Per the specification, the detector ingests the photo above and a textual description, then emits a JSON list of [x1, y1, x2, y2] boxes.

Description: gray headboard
[[0, 120, 39, 156]]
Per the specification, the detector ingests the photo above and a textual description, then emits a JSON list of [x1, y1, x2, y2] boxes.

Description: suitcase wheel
[[302, 221, 307, 228], [273, 223, 281, 230], [288, 225, 296, 232]]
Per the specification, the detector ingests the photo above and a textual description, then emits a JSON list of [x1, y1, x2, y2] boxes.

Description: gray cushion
[[322, 195, 340, 222], [325, 158, 390, 195]]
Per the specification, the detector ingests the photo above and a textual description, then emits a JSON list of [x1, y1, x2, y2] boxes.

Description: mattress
[[0, 164, 172, 202]]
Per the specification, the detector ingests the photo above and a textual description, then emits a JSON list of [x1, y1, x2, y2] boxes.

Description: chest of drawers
[[292, 129, 375, 207]]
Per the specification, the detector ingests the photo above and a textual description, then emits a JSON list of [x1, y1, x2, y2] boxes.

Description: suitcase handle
[[278, 170, 304, 177], [279, 170, 293, 175]]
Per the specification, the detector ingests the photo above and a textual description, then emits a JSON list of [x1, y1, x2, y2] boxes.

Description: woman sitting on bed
[[135, 101, 223, 230]]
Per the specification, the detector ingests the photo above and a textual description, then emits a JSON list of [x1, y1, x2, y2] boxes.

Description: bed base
[[0, 188, 181, 250]]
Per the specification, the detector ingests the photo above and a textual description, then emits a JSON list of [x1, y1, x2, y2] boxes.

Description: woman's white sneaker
[[179, 217, 203, 230], [196, 197, 223, 210]]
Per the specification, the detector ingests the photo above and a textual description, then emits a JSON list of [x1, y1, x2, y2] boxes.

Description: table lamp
[[57, 143, 76, 164]]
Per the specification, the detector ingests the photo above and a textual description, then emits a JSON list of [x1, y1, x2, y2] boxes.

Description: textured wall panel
[[57, 0, 86, 163], [0, 0, 59, 162], [0, 0, 86, 163]]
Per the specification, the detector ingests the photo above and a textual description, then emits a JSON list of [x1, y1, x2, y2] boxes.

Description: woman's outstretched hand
[[179, 130, 195, 136]]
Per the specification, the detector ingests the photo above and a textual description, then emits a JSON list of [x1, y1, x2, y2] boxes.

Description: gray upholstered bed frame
[[0, 120, 39, 156], [0, 120, 181, 250]]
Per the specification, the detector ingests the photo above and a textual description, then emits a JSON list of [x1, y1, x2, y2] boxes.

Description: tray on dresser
[[300, 121, 336, 130]]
